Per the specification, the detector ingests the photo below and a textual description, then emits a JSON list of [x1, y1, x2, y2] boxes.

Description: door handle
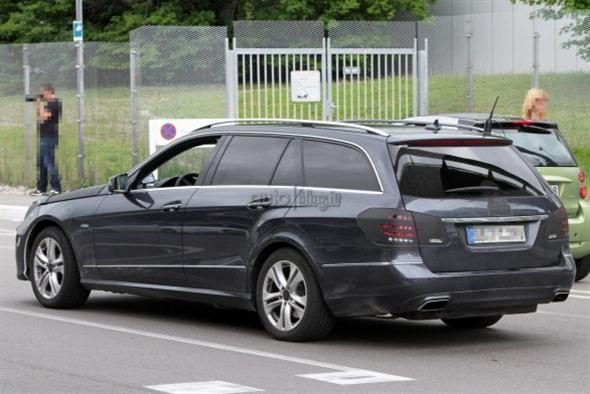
[[161, 201, 182, 212], [247, 198, 272, 210]]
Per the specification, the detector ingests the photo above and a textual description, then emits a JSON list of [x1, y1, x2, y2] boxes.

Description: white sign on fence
[[290, 70, 321, 102], [148, 118, 226, 155]]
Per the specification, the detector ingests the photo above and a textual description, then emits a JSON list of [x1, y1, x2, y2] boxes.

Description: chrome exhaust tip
[[552, 291, 569, 302], [418, 297, 450, 311]]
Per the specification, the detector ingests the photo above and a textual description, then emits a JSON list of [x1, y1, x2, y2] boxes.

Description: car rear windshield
[[390, 145, 546, 199], [491, 128, 576, 167]]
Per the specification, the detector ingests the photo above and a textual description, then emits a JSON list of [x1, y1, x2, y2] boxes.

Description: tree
[[515, 0, 590, 61], [0, 0, 435, 43]]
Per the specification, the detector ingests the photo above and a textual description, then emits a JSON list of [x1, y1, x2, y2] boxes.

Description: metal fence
[[1, 12, 589, 190]]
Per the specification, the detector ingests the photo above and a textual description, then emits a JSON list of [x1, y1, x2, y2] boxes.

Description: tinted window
[[212, 136, 289, 185], [492, 128, 576, 167], [303, 140, 380, 191], [392, 145, 545, 198], [271, 139, 302, 186]]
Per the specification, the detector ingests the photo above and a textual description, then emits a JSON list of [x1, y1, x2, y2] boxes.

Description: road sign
[[160, 123, 177, 140], [291, 71, 321, 102], [73, 20, 83, 41]]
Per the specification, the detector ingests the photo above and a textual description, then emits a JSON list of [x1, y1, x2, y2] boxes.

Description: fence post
[[324, 37, 332, 121], [129, 46, 138, 166], [75, 4, 85, 184], [225, 38, 237, 118], [418, 39, 429, 116], [412, 39, 419, 116], [22, 44, 34, 186], [465, 18, 474, 113], [532, 31, 540, 88]]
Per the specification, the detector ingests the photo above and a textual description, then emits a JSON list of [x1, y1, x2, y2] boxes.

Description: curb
[[0, 204, 29, 221]]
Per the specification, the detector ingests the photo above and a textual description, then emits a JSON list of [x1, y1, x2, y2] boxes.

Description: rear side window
[[303, 140, 380, 191], [492, 128, 576, 167], [212, 136, 289, 185], [271, 139, 302, 186], [391, 145, 545, 198]]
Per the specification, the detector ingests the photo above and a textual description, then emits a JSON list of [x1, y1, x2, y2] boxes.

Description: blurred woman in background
[[522, 88, 550, 120]]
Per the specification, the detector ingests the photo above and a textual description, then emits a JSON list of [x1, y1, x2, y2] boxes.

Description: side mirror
[[108, 173, 129, 193]]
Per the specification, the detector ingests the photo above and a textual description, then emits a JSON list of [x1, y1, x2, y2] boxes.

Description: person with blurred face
[[30, 84, 62, 196], [522, 88, 550, 121]]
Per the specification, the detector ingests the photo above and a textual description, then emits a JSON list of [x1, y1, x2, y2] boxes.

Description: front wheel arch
[[24, 218, 70, 278]]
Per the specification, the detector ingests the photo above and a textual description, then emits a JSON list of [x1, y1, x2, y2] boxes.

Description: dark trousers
[[37, 137, 61, 192]]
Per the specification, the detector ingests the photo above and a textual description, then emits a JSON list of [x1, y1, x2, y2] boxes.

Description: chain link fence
[[1, 13, 589, 189]]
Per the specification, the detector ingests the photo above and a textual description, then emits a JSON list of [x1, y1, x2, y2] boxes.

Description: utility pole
[[75, 0, 85, 183]]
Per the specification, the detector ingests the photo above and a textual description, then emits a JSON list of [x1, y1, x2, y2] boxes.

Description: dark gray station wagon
[[15, 120, 575, 341]]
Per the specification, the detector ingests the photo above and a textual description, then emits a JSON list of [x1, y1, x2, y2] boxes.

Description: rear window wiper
[[516, 146, 558, 166], [444, 186, 499, 194], [516, 124, 553, 134]]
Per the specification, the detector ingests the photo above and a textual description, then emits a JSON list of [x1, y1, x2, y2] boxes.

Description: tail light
[[579, 170, 587, 200], [560, 207, 569, 235], [546, 207, 569, 240], [357, 208, 417, 245]]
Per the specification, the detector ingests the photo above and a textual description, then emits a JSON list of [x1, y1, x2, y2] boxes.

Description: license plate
[[550, 184, 559, 195], [466, 225, 526, 244]]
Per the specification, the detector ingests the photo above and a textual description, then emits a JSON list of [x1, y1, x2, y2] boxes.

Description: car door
[[182, 135, 298, 294], [91, 135, 223, 287]]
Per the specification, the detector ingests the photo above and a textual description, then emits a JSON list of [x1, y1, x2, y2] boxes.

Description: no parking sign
[[160, 123, 177, 140], [148, 119, 227, 155]]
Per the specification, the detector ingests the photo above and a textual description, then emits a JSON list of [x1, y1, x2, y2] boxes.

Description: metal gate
[[327, 39, 418, 121], [227, 36, 425, 121], [227, 41, 327, 120]]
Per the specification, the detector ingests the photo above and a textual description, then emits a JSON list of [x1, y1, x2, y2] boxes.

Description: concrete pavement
[[1, 199, 589, 393]]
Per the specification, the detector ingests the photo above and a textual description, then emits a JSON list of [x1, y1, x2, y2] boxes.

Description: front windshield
[[492, 128, 576, 167]]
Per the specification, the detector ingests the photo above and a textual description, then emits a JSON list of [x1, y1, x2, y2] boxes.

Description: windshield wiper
[[516, 146, 558, 166], [444, 186, 499, 194], [516, 125, 552, 134]]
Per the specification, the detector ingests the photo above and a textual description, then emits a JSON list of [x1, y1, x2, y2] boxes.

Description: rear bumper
[[569, 199, 590, 260], [321, 252, 576, 318]]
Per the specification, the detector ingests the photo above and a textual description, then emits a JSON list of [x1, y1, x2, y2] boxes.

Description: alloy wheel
[[33, 237, 64, 299], [262, 260, 307, 331]]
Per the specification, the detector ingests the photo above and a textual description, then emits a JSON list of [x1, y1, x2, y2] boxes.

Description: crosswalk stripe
[[146, 381, 263, 394], [298, 369, 414, 385]]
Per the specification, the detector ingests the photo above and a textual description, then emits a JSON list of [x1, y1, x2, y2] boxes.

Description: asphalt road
[[0, 200, 589, 394]]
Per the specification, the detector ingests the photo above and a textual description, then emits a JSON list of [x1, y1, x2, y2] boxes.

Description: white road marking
[[146, 381, 263, 394], [538, 311, 590, 320], [299, 369, 414, 385], [568, 294, 590, 300], [0, 229, 16, 236], [571, 289, 590, 295], [0, 307, 414, 382], [0, 245, 14, 250]]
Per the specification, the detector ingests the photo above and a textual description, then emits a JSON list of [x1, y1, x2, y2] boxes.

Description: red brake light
[[581, 185, 588, 200], [357, 208, 417, 245], [407, 138, 511, 147], [579, 170, 586, 184], [511, 120, 536, 126], [560, 207, 569, 235]]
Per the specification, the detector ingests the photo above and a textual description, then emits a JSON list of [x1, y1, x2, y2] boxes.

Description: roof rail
[[193, 118, 389, 137], [345, 119, 485, 133]]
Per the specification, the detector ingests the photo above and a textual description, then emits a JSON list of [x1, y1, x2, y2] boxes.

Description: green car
[[409, 115, 590, 281]]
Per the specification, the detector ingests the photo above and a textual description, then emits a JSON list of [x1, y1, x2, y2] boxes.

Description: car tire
[[575, 256, 590, 281], [442, 315, 503, 329], [255, 248, 334, 341], [29, 227, 90, 308]]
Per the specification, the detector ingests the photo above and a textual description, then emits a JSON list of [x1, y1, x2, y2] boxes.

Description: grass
[[0, 73, 588, 190]]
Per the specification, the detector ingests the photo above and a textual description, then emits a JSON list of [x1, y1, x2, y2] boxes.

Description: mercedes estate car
[[15, 119, 575, 341], [406, 114, 590, 281]]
